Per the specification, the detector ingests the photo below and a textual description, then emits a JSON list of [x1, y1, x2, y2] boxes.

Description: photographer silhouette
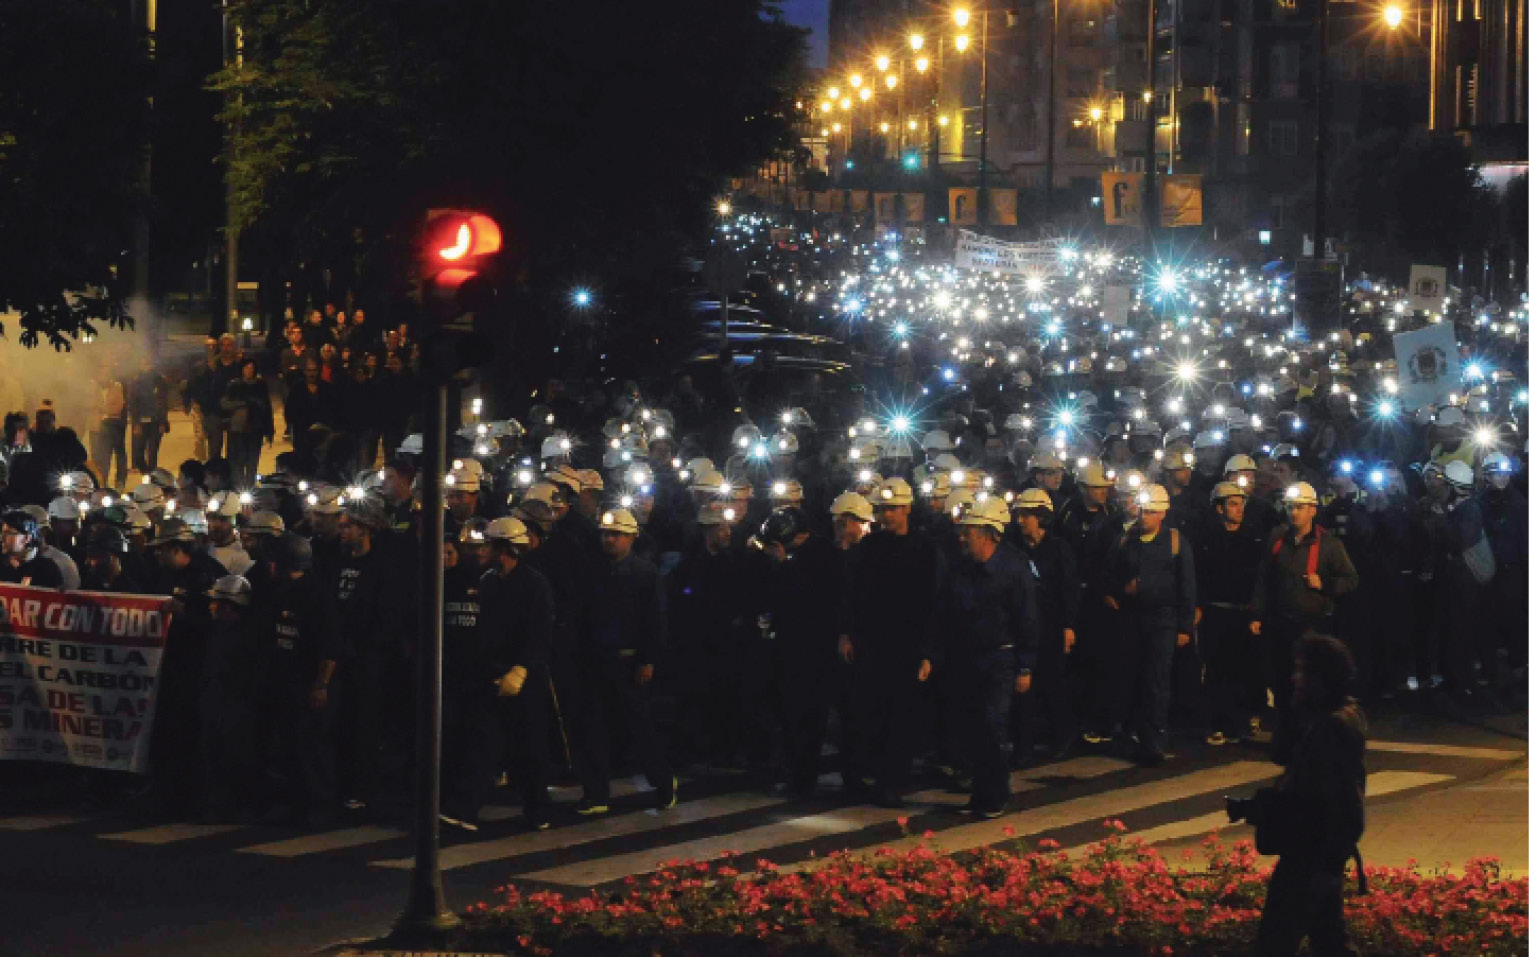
[[1229, 633, 1367, 957]]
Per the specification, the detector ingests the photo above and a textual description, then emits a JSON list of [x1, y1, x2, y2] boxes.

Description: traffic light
[[418, 209, 502, 319]]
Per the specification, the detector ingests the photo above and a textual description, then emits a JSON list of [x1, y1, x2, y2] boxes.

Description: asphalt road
[[0, 708, 1522, 957]]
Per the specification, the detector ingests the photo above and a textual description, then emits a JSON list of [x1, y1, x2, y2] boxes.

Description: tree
[[1330, 130, 1496, 280], [215, 0, 808, 385], [0, 1, 152, 348]]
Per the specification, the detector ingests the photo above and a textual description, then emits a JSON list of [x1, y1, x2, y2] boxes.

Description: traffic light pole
[[396, 374, 457, 938]]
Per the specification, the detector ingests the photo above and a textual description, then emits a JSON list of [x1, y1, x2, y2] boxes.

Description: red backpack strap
[[1307, 526, 1322, 578], [1272, 537, 1283, 557]]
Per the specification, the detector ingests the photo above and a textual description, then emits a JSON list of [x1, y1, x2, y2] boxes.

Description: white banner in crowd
[[953, 230, 1065, 275], [1407, 264, 1448, 316], [0, 585, 173, 773], [1392, 321, 1460, 412]]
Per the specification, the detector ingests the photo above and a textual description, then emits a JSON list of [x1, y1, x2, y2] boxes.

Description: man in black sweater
[[1196, 481, 1268, 744], [574, 508, 674, 816], [442, 516, 555, 831]]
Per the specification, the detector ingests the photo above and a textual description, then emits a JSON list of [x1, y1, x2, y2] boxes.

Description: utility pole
[[1310, 0, 1330, 258], [221, 0, 241, 337], [978, 8, 990, 227], [1044, 0, 1060, 218], [131, 0, 156, 333], [1142, 0, 1161, 252]]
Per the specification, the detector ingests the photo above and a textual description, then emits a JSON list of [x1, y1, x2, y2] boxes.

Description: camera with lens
[[1225, 795, 1261, 825]]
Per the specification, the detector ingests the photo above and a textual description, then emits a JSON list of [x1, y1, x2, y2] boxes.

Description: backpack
[[1272, 525, 1322, 578]]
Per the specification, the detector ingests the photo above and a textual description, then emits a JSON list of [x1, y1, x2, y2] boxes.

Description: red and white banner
[[0, 584, 173, 773]]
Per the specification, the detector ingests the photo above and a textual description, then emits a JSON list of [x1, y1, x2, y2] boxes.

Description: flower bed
[[458, 822, 1527, 956]]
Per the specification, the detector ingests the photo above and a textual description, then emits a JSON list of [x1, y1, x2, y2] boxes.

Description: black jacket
[[1194, 520, 1266, 608], [1016, 532, 1081, 636], [767, 534, 844, 658], [1273, 699, 1367, 870], [1106, 524, 1197, 634], [587, 552, 666, 662], [848, 529, 943, 657], [924, 541, 1040, 671], [474, 562, 555, 678], [268, 573, 343, 677]]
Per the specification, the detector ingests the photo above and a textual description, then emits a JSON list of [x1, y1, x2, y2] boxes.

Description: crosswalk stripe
[[237, 825, 406, 858], [102, 823, 246, 844], [0, 814, 92, 831], [906, 755, 1136, 806], [484, 775, 672, 822], [520, 806, 911, 887], [1055, 770, 1457, 858], [1367, 740, 1523, 761], [790, 760, 1281, 871], [370, 791, 784, 872]]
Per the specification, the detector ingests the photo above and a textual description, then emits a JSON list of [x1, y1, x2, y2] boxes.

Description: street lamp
[[1382, 3, 1404, 27], [909, 32, 926, 50], [952, 5, 990, 226], [859, 87, 872, 101], [849, 73, 864, 88], [875, 54, 891, 71], [954, 7, 972, 27]]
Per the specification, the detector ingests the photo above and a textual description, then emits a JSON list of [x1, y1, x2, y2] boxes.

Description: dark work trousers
[[779, 646, 857, 793], [1407, 577, 1440, 682], [150, 627, 205, 814], [263, 677, 338, 816], [1441, 568, 1488, 690], [851, 649, 921, 793], [1078, 598, 1127, 734], [1333, 585, 1373, 696], [1369, 572, 1412, 694], [672, 642, 734, 766], [1013, 632, 1076, 759], [337, 652, 386, 805], [1485, 565, 1526, 676], [947, 648, 1015, 812], [131, 423, 163, 474], [227, 432, 262, 488], [1200, 606, 1258, 736], [1169, 633, 1204, 731], [1255, 857, 1356, 957], [443, 667, 550, 824], [202, 412, 226, 461], [199, 685, 257, 818], [737, 636, 785, 766], [574, 650, 672, 803], [1265, 616, 1323, 739], [1121, 608, 1178, 756], [94, 419, 130, 489], [544, 631, 580, 776]]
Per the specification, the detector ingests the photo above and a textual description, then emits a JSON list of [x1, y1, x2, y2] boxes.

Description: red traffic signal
[[420, 210, 502, 288]]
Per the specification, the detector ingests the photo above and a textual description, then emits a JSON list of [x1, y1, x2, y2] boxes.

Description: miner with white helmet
[[757, 505, 853, 798], [332, 493, 406, 817], [1477, 451, 1526, 684], [667, 499, 744, 766], [444, 464, 483, 526], [917, 497, 1038, 818], [1194, 481, 1267, 746], [46, 495, 82, 553], [207, 493, 254, 577], [1424, 460, 1500, 696], [1250, 482, 1357, 736], [574, 508, 676, 815], [439, 516, 555, 832], [199, 573, 263, 822], [1009, 488, 1080, 766], [1055, 462, 1127, 742], [831, 492, 874, 549], [1223, 453, 1278, 537], [1102, 483, 1196, 766], [1027, 449, 1067, 509], [260, 532, 342, 828], [842, 476, 944, 807]]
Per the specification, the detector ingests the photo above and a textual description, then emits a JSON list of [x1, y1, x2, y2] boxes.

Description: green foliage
[[1331, 130, 1498, 279], [0, 0, 150, 348], [215, 0, 808, 299]]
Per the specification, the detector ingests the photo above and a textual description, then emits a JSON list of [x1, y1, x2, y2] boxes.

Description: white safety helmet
[[179, 508, 210, 535], [47, 497, 80, 522], [958, 497, 1010, 531], [207, 494, 244, 519], [874, 478, 915, 507], [1211, 481, 1246, 503], [922, 429, 955, 452], [1030, 450, 1065, 471], [830, 492, 874, 523], [1443, 459, 1474, 490], [540, 433, 574, 460], [599, 508, 640, 535], [1224, 453, 1257, 474], [772, 432, 800, 456], [769, 479, 805, 504], [1077, 463, 1115, 487], [1136, 483, 1171, 511], [484, 516, 532, 546], [1013, 488, 1053, 512], [1283, 482, 1319, 506]]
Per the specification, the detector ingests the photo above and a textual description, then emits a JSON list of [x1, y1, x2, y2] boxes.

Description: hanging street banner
[[902, 193, 926, 222], [954, 230, 1066, 274], [1392, 321, 1461, 412], [990, 188, 1019, 226], [1101, 172, 1144, 225], [0, 585, 173, 773], [1160, 174, 1204, 227], [948, 188, 979, 225]]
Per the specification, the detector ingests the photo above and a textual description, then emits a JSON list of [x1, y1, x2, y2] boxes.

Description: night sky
[[779, 0, 829, 67]]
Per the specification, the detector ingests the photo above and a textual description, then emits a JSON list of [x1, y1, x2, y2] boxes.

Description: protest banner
[[0, 584, 173, 773], [1392, 321, 1461, 412], [953, 230, 1065, 274]]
